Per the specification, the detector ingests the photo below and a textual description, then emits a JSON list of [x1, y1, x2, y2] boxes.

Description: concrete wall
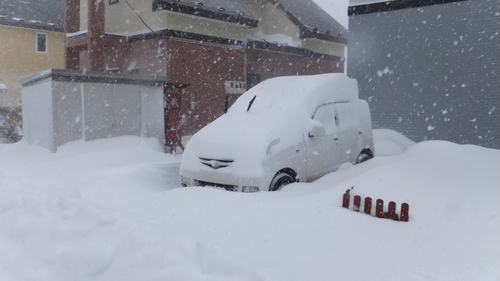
[[348, 0, 500, 149], [21, 69, 166, 151]]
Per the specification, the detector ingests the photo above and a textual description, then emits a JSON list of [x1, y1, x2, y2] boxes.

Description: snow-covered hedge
[[0, 107, 22, 143]]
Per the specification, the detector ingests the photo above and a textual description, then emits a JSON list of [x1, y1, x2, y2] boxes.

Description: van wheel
[[269, 172, 295, 191], [356, 150, 373, 164]]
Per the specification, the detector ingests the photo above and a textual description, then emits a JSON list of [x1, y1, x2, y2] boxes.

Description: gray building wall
[[348, 0, 500, 149]]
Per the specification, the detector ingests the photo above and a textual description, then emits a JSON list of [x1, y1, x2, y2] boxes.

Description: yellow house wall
[[80, 0, 88, 31], [0, 25, 65, 107]]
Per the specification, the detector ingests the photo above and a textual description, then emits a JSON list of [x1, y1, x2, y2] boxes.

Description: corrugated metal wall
[[348, 0, 500, 149]]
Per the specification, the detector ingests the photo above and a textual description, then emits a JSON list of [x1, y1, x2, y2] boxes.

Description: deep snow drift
[[0, 130, 499, 281]]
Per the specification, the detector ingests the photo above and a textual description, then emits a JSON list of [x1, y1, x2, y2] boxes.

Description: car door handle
[[333, 137, 339, 141]]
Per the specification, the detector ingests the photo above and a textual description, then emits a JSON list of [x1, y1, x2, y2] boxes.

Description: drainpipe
[[87, 0, 106, 72]]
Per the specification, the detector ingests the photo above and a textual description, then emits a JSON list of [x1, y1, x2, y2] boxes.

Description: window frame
[[312, 103, 340, 135], [36, 32, 48, 54]]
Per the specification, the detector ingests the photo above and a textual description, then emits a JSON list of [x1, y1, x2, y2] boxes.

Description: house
[[64, 0, 348, 146], [347, 0, 500, 149], [0, 0, 65, 108]]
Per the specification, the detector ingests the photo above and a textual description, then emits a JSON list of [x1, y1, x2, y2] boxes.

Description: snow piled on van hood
[[182, 74, 360, 176]]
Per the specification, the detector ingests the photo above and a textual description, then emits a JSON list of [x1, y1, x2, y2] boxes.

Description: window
[[335, 102, 358, 129], [36, 33, 47, 53], [312, 103, 338, 135], [109, 0, 119, 5], [246, 73, 260, 90], [106, 67, 120, 74], [128, 67, 139, 74]]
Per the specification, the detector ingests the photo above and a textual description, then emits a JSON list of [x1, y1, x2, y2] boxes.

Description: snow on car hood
[[181, 73, 360, 177]]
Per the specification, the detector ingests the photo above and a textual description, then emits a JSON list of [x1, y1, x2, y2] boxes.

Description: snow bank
[[0, 134, 499, 281], [373, 128, 416, 156]]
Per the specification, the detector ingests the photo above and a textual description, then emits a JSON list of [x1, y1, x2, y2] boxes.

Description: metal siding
[[348, 0, 500, 148]]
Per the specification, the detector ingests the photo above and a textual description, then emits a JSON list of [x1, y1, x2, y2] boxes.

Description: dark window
[[36, 33, 47, 53], [128, 67, 139, 74], [106, 68, 120, 74], [246, 73, 260, 90]]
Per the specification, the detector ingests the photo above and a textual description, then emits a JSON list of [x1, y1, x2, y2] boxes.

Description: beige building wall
[[303, 39, 345, 57], [104, 0, 246, 39], [80, 0, 88, 31], [0, 25, 65, 107]]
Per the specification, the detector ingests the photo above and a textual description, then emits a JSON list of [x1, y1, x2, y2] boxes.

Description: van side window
[[313, 104, 338, 135], [335, 103, 358, 129]]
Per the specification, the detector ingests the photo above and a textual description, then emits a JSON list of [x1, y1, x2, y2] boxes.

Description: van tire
[[269, 172, 295, 191], [356, 149, 373, 164]]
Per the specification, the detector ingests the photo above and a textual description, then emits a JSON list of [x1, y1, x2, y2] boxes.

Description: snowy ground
[[0, 130, 499, 281]]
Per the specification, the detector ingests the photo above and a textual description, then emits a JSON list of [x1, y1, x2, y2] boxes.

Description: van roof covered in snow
[[229, 73, 359, 117]]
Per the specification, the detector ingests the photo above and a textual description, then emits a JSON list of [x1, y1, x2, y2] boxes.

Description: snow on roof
[[247, 31, 303, 47], [272, 0, 348, 44], [0, 0, 63, 32], [156, 0, 258, 26], [158, 0, 347, 44]]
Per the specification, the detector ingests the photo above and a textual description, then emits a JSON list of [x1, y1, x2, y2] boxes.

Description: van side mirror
[[308, 125, 326, 138]]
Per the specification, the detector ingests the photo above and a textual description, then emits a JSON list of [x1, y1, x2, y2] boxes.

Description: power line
[[123, 0, 164, 58]]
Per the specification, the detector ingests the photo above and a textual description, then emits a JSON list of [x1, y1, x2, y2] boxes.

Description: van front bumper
[[180, 176, 261, 192]]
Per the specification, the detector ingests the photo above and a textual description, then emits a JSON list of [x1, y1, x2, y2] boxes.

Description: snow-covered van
[[180, 73, 374, 192]]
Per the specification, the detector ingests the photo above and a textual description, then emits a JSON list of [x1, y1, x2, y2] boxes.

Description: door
[[305, 103, 342, 182], [334, 102, 359, 163]]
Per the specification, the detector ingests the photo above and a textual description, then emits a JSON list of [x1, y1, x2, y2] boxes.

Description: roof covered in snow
[[0, 0, 64, 32], [155, 0, 259, 27], [155, 0, 348, 44], [270, 0, 348, 44]]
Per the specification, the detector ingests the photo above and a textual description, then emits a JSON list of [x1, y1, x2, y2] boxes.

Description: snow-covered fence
[[342, 189, 409, 222], [20, 69, 167, 152]]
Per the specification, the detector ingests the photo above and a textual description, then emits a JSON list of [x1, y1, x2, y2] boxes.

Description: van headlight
[[242, 186, 260, 193]]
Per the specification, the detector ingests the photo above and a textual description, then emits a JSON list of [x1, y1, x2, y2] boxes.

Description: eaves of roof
[[153, 0, 258, 27], [0, 0, 64, 32], [268, 0, 348, 45], [0, 17, 63, 32], [348, 0, 467, 15]]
